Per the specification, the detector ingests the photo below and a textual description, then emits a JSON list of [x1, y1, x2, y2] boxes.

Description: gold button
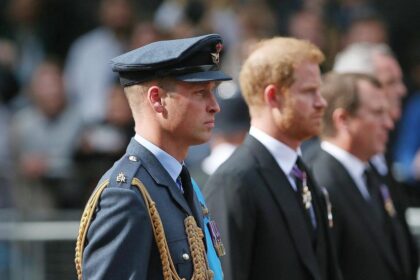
[[202, 206, 209, 216], [182, 253, 190, 261]]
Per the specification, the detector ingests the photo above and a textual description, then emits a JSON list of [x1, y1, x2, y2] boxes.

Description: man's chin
[[190, 134, 212, 146]]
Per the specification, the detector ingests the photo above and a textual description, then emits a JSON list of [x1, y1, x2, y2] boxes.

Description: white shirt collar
[[134, 134, 182, 183], [249, 126, 300, 177], [370, 153, 388, 176], [321, 141, 370, 199]]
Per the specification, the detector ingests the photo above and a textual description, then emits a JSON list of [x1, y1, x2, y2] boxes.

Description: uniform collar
[[134, 134, 182, 183]]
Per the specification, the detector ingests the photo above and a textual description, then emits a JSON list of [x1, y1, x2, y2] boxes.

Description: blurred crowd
[[0, 0, 419, 212]]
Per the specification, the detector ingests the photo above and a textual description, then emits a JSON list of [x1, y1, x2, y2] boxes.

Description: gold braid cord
[[75, 180, 110, 280], [184, 216, 214, 280], [74, 178, 213, 280]]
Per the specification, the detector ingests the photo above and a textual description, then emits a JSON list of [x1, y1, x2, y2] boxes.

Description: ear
[[147, 86, 165, 113], [332, 108, 350, 132], [263, 84, 280, 108]]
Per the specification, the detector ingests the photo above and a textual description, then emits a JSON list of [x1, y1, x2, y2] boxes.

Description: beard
[[280, 109, 322, 142]]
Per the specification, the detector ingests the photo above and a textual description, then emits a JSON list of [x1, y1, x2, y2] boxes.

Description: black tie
[[363, 167, 384, 221], [179, 165, 200, 223]]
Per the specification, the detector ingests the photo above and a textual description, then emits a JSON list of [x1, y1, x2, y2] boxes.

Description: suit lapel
[[371, 165, 411, 278], [321, 151, 400, 275], [244, 136, 321, 280]]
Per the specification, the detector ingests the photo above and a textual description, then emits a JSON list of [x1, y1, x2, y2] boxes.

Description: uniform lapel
[[244, 136, 322, 280], [127, 139, 193, 216], [323, 151, 400, 276]]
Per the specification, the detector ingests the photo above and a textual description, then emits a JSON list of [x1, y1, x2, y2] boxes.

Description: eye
[[193, 90, 205, 96]]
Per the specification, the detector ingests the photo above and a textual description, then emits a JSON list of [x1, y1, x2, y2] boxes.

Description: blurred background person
[[332, 42, 412, 207], [287, 9, 327, 59], [128, 20, 164, 51], [393, 42, 420, 198], [74, 80, 133, 206], [334, 43, 406, 124], [221, 1, 277, 82], [0, 69, 15, 209], [342, 14, 389, 46], [10, 59, 83, 211], [64, 0, 136, 124], [0, 0, 45, 88], [308, 72, 417, 280]]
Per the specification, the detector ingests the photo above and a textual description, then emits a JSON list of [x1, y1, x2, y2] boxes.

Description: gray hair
[[333, 42, 394, 74]]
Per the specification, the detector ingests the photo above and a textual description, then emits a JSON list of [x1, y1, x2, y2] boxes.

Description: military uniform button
[[182, 253, 190, 261], [128, 155, 138, 162], [202, 206, 209, 216]]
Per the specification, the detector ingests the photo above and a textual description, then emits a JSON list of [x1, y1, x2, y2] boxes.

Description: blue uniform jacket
[[82, 139, 216, 279]]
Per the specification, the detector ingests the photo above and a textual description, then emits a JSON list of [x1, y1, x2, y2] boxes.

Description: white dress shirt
[[249, 127, 300, 191]]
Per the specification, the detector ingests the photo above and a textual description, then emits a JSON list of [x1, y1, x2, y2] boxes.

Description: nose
[[384, 112, 394, 131], [396, 81, 407, 98], [208, 93, 220, 114], [315, 90, 327, 109]]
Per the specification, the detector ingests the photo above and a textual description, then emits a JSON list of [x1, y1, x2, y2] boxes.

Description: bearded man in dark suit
[[204, 37, 343, 280]]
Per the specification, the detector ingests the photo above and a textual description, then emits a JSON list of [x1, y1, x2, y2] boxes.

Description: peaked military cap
[[111, 34, 232, 86]]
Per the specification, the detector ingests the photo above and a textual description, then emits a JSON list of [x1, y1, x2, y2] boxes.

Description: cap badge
[[211, 43, 223, 65]]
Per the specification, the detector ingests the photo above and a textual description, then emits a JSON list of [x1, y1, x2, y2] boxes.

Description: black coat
[[308, 149, 416, 280], [204, 135, 342, 280]]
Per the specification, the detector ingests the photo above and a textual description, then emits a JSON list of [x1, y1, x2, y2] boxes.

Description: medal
[[302, 185, 312, 209], [291, 164, 312, 209], [379, 184, 396, 218], [208, 219, 226, 257], [321, 187, 334, 228], [301, 174, 312, 210]]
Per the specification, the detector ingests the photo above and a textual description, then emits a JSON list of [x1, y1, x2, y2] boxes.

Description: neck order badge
[[291, 163, 313, 210]]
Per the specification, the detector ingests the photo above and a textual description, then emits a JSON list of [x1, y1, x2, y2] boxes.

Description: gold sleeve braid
[[75, 178, 214, 280]]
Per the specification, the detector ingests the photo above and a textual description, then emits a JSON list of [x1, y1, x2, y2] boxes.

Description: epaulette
[[107, 154, 142, 190], [75, 154, 142, 280]]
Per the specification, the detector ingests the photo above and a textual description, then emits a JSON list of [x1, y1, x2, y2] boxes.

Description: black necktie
[[363, 167, 384, 221], [179, 165, 200, 223]]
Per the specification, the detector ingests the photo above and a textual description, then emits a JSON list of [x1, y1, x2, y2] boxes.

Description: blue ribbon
[[191, 179, 224, 280]]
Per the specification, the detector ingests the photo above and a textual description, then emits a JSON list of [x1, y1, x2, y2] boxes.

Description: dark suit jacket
[[82, 139, 206, 279], [204, 135, 342, 280], [308, 149, 416, 280]]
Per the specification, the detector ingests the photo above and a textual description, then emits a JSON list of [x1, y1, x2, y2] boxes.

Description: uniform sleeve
[[82, 186, 153, 280]]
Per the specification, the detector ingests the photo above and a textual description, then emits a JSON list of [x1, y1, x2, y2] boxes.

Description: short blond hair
[[239, 37, 324, 113], [123, 78, 177, 120]]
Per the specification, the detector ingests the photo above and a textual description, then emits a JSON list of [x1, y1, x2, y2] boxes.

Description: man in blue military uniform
[[75, 34, 230, 280]]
